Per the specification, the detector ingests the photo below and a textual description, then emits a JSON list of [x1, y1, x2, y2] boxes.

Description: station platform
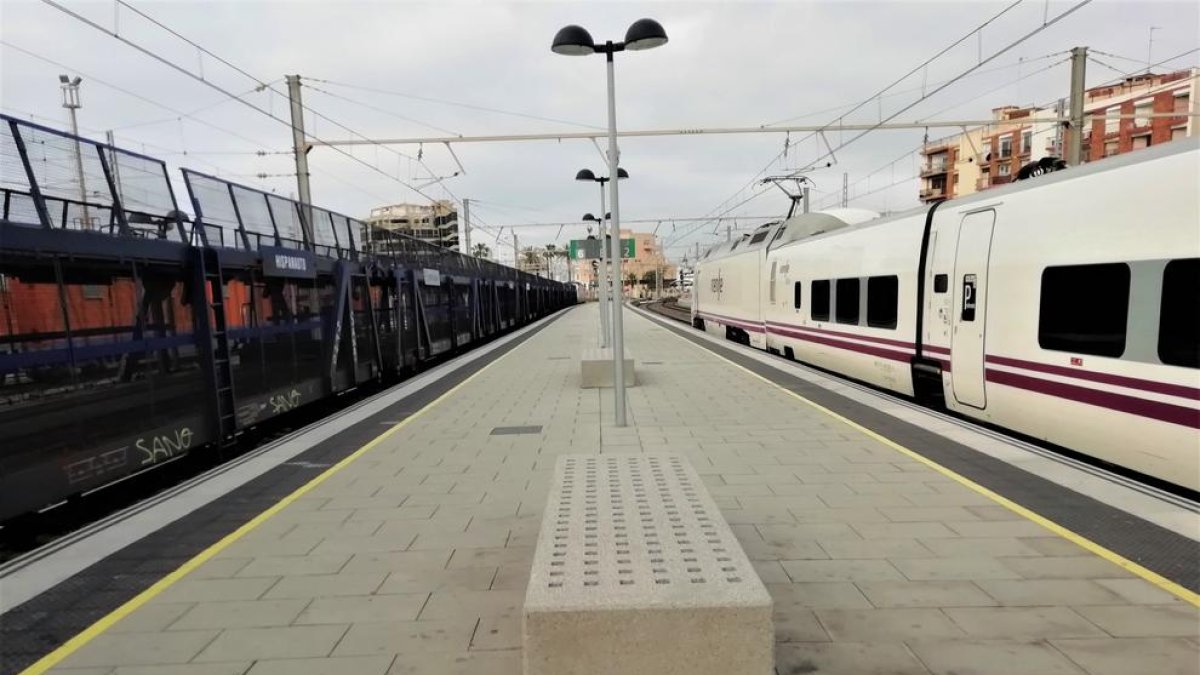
[[11, 303, 1199, 675]]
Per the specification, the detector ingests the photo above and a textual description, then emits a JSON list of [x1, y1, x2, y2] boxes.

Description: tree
[[640, 270, 658, 286], [521, 246, 543, 272], [472, 243, 491, 259]]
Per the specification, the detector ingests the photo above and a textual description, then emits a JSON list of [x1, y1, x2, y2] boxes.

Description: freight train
[[693, 137, 1199, 492], [0, 114, 575, 521]]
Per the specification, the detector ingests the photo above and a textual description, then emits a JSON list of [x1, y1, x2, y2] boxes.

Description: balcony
[[919, 187, 946, 201], [920, 163, 949, 178]]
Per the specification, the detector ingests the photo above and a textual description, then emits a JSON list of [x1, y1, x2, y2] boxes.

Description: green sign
[[569, 238, 635, 260]]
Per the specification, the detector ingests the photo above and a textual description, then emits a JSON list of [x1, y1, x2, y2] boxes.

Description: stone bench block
[[523, 453, 773, 675], [580, 348, 636, 388]]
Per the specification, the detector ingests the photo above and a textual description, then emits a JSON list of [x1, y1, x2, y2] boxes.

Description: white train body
[[694, 139, 1199, 491]]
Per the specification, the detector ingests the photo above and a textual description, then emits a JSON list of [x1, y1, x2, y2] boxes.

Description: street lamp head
[[552, 25, 596, 56], [582, 213, 598, 222], [59, 74, 71, 84], [575, 168, 597, 182], [624, 18, 668, 51], [72, 76, 82, 86], [616, 167, 630, 179]]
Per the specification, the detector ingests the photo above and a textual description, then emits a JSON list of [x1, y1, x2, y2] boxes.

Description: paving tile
[[781, 559, 904, 582], [262, 572, 387, 599], [943, 607, 1107, 639], [386, 650, 522, 675], [946, 520, 1052, 538], [377, 566, 497, 594], [909, 639, 1087, 675], [56, 630, 220, 668], [998, 556, 1124, 580], [818, 538, 934, 559], [245, 656, 394, 675], [1050, 637, 1200, 675], [193, 625, 349, 662], [1019, 536, 1092, 557], [774, 607, 831, 642], [892, 557, 1022, 581], [407, 530, 511, 551], [775, 642, 930, 675], [1071, 604, 1200, 637], [470, 615, 521, 651], [852, 521, 960, 539], [155, 577, 279, 603], [109, 665, 252, 675], [975, 579, 1126, 606], [107, 602, 194, 633], [294, 593, 429, 624], [235, 554, 351, 577], [1093, 578, 1191, 605], [339, 549, 453, 574], [332, 619, 477, 656], [919, 536, 1042, 558], [170, 599, 309, 629], [187, 558, 252, 580], [418, 589, 524, 620], [768, 582, 873, 610], [856, 580, 997, 608], [815, 608, 965, 640], [445, 546, 533, 569]]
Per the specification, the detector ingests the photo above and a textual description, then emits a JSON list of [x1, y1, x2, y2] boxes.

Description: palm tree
[[521, 246, 543, 272], [472, 243, 491, 259]]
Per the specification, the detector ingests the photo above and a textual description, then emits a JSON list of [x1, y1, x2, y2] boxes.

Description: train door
[[949, 209, 995, 408]]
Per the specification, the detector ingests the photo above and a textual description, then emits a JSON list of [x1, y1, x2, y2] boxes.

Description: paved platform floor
[[45, 304, 1199, 675]]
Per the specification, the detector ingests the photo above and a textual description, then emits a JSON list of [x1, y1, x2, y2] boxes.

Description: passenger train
[[692, 138, 1199, 492]]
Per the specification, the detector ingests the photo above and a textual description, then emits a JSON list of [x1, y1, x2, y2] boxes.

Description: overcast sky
[[2, 0, 1197, 264]]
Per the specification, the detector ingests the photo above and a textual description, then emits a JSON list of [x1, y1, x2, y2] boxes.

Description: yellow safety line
[[21, 315, 552, 674], [644, 308, 1200, 608]]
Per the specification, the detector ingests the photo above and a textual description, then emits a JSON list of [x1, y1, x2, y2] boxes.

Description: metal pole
[[462, 198, 471, 254], [597, 182, 610, 348], [605, 49, 627, 427], [286, 74, 315, 245], [1067, 47, 1088, 166], [726, 225, 731, 241], [106, 130, 122, 206], [60, 78, 90, 229], [513, 233, 520, 269], [841, 172, 848, 207], [803, 186, 811, 213]]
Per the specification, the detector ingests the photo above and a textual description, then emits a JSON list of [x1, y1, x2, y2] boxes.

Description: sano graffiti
[[137, 427, 194, 466], [269, 388, 302, 414]]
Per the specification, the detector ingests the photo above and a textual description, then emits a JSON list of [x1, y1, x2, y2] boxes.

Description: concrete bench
[[523, 453, 773, 675], [579, 348, 636, 388]]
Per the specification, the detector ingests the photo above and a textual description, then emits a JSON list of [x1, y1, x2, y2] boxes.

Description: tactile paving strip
[[526, 453, 770, 611]]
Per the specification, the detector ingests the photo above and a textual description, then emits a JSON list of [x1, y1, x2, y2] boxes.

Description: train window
[[1038, 263, 1130, 358], [867, 276, 898, 329], [934, 274, 948, 293], [836, 278, 860, 324], [793, 281, 802, 310], [812, 280, 830, 321], [749, 230, 770, 244], [1158, 258, 1199, 368]]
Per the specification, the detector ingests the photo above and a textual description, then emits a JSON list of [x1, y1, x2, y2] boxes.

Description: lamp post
[[59, 74, 91, 229], [577, 167, 627, 348], [554, 18, 667, 427]]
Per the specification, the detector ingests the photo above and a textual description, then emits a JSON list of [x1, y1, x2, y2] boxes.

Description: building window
[[812, 280, 830, 321], [793, 281, 802, 310], [1159, 258, 1198, 368], [999, 136, 1012, 158], [1038, 263, 1130, 357], [1132, 135, 1150, 150], [1105, 106, 1120, 134], [1133, 99, 1153, 127], [997, 163, 1011, 176], [1021, 130, 1032, 154], [867, 276, 898, 329], [835, 278, 860, 325], [981, 140, 991, 161], [1104, 140, 1119, 157], [1173, 93, 1189, 114], [1171, 126, 1187, 141]]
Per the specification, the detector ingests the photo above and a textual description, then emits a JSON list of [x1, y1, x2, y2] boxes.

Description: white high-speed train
[[693, 138, 1199, 492]]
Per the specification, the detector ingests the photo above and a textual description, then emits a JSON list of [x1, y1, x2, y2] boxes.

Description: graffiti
[[137, 427, 194, 466], [65, 447, 128, 484], [269, 388, 302, 414]]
